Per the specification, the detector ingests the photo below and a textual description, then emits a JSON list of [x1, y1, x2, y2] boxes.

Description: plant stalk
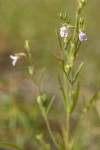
[[37, 87, 59, 149], [43, 114, 60, 149], [66, 83, 72, 150], [66, 111, 71, 150]]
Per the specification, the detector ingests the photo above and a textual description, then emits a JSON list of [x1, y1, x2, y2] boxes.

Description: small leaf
[[54, 55, 72, 84], [72, 62, 84, 84], [39, 92, 48, 114], [84, 92, 99, 110], [57, 12, 71, 23], [41, 92, 48, 108], [38, 67, 47, 85], [56, 132, 65, 150], [46, 95, 55, 115], [57, 12, 67, 22], [70, 83, 80, 113], [89, 92, 99, 103], [55, 29, 63, 51], [61, 60, 72, 84], [54, 55, 64, 62], [58, 76, 67, 110], [0, 143, 22, 150], [64, 35, 72, 50], [67, 16, 71, 24], [74, 40, 81, 57]]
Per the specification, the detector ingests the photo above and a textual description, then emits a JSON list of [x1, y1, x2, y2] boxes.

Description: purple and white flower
[[10, 53, 26, 66], [60, 26, 68, 38], [79, 31, 87, 41]]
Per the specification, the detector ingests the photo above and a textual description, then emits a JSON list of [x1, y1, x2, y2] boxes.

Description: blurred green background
[[0, 0, 100, 150]]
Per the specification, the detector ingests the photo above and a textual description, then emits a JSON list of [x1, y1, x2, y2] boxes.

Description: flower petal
[[12, 58, 18, 66], [10, 55, 18, 66], [10, 55, 18, 60]]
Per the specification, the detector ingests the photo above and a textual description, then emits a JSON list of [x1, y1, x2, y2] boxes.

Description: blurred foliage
[[0, 0, 100, 149]]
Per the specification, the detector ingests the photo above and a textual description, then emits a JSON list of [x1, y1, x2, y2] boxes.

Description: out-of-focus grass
[[0, 0, 100, 149]]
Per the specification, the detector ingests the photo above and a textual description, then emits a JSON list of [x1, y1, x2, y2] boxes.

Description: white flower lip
[[10, 55, 19, 66], [10, 52, 26, 66]]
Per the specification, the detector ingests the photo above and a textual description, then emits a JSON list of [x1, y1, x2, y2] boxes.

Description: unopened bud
[[80, 0, 85, 3], [37, 96, 41, 104], [24, 40, 30, 51], [65, 64, 71, 73], [28, 66, 34, 75]]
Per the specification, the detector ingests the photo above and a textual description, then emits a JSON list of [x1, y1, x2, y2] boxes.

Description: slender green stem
[[63, 68, 71, 150], [66, 111, 70, 150], [43, 114, 60, 149], [66, 82, 72, 150], [37, 87, 59, 149], [70, 2, 79, 54], [27, 49, 59, 148], [62, 40, 72, 150], [64, 74, 68, 112]]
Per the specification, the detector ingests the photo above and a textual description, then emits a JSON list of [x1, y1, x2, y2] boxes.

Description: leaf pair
[[57, 12, 71, 23]]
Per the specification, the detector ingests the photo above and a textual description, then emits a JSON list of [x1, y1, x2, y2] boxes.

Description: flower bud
[[28, 66, 34, 75], [60, 26, 68, 38], [79, 31, 87, 41], [36, 134, 43, 141], [79, 0, 86, 7], [37, 96, 41, 104], [24, 40, 30, 51], [78, 0, 86, 14], [80, 0, 86, 3], [65, 64, 71, 73]]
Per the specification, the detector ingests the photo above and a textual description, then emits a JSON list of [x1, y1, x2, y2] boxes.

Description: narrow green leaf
[[89, 92, 98, 103], [70, 83, 80, 113], [54, 55, 72, 84], [72, 62, 84, 84], [58, 76, 66, 108], [46, 95, 55, 115], [41, 92, 48, 108], [61, 60, 72, 84], [55, 29, 63, 51], [67, 16, 71, 24], [56, 132, 65, 150], [64, 35, 72, 50], [57, 12, 64, 21], [38, 66, 47, 85], [74, 40, 81, 57], [0, 143, 22, 150], [54, 55, 64, 62], [85, 92, 99, 110]]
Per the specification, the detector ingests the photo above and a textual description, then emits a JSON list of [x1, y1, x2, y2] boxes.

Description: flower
[[10, 53, 26, 66], [60, 26, 68, 38], [79, 31, 87, 41]]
